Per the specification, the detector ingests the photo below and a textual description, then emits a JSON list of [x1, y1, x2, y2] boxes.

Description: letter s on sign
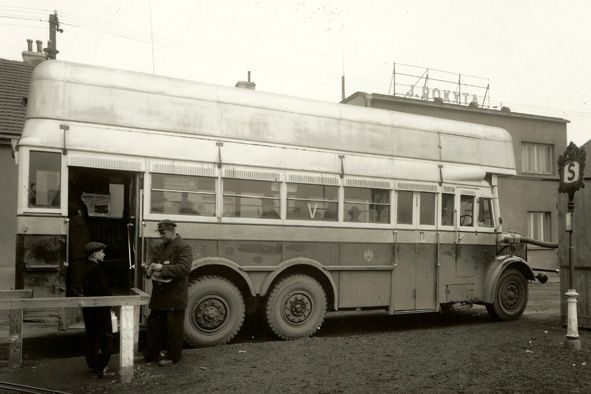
[[564, 162, 579, 183]]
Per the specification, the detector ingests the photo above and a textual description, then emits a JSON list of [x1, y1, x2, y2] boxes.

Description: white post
[[119, 305, 135, 382], [565, 289, 581, 350]]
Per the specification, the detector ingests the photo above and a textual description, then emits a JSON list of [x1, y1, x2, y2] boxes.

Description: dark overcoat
[[149, 234, 193, 310]]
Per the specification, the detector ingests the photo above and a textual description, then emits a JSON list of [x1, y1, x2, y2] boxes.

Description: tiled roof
[[0, 58, 34, 139]]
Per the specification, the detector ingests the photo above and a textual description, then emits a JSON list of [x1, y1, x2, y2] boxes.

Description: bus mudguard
[[260, 257, 339, 310], [191, 257, 257, 297], [483, 255, 535, 304]]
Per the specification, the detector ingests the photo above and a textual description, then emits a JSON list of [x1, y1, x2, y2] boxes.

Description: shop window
[[151, 174, 215, 216], [28, 151, 61, 208], [223, 178, 280, 218]]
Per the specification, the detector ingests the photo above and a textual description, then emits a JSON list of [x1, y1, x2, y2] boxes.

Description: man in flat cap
[[82, 241, 115, 378], [143, 219, 193, 366]]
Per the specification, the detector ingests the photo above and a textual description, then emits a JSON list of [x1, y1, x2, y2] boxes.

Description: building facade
[[0, 40, 46, 290], [343, 93, 567, 272]]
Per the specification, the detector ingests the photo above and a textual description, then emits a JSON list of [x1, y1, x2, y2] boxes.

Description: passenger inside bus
[[347, 206, 361, 222], [261, 198, 280, 218]]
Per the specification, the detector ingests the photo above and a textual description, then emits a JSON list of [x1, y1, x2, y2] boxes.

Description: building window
[[344, 187, 390, 223], [28, 151, 61, 208], [151, 174, 215, 216], [287, 183, 338, 221], [528, 211, 552, 242], [522, 142, 553, 174], [223, 178, 280, 218]]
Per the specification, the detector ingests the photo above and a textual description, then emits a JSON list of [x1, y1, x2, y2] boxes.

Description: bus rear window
[[28, 151, 61, 208]]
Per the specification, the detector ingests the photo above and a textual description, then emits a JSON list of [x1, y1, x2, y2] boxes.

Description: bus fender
[[483, 256, 535, 303], [260, 257, 339, 310], [191, 257, 257, 297]]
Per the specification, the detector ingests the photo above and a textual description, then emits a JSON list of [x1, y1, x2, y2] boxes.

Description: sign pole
[[558, 142, 586, 350]]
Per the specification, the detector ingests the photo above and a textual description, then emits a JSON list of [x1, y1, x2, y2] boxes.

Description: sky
[[1, 0, 590, 146]]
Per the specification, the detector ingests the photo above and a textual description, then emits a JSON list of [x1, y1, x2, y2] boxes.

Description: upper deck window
[[287, 183, 338, 221], [344, 187, 390, 223], [223, 179, 280, 218], [28, 151, 61, 209], [151, 174, 215, 216]]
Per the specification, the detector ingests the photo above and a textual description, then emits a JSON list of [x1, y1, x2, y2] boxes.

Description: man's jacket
[[149, 234, 193, 310]]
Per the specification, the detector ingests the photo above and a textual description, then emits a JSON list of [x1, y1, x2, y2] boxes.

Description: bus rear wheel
[[184, 276, 245, 347], [486, 268, 528, 321], [265, 274, 327, 340]]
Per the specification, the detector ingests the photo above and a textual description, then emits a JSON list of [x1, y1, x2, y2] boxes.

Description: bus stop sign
[[558, 142, 586, 198]]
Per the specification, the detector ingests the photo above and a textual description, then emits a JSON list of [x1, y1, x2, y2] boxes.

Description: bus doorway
[[67, 167, 142, 295]]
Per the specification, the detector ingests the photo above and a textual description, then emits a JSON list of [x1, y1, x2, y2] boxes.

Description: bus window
[[28, 151, 61, 208], [396, 191, 413, 224], [460, 195, 475, 226], [151, 174, 215, 216], [287, 183, 338, 221], [478, 197, 494, 227], [344, 187, 390, 223], [223, 179, 280, 218], [419, 192, 436, 225], [441, 193, 455, 226]]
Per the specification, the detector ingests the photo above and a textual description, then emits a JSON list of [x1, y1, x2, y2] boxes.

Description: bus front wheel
[[184, 276, 245, 347], [486, 268, 528, 321], [265, 274, 327, 340]]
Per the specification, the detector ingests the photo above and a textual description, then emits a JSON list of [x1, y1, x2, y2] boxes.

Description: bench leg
[[119, 305, 134, 382], [8, 309, 23, 369]]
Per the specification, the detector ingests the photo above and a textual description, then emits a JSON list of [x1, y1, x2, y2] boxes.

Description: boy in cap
[[82, 241, 115, 378], [144, 219, 192, 366]]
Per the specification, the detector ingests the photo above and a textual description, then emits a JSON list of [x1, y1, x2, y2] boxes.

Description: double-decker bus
[[15, 60, 546, 346]]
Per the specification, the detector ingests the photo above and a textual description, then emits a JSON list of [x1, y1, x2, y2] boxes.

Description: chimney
[[235, 71, 256, 90], [22, 38, 47, 67]]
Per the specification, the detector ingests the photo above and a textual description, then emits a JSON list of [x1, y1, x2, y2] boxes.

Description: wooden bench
[[0, 288, 150, 382]]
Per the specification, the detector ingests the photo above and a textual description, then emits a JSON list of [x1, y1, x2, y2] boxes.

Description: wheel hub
[[501, 282, 520, 309], [195, 297, 227, 331], [284, 293, 312, 324]]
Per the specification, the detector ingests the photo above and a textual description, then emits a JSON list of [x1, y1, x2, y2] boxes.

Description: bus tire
[[184, 276, 245, 347], [486, 268, 528, 321], [265, 274, 327, 340]]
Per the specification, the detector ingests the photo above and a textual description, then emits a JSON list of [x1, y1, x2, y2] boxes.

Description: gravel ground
[[2, 281, 590, 393]]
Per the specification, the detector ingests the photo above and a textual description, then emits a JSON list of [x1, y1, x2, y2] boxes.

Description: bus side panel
[[415, 242, 437, 310], [15, 234, 65, 297], [284, 242, 340, 266], [438, 243, 458, 302], [339, 243, 393, 308], [220, 240, 283, 266], [393, 243, 415, 311]]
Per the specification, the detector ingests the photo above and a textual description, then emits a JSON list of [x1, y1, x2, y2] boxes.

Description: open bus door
[[66, 168, 144, 297]]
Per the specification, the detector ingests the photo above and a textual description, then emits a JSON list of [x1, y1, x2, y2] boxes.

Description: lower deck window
[[396, 191, 413, 224], [287, 183, 338, 221], [28, 151, 61, 208], [460, 195, 475, 226], [151, 174, 215, 215], [478, 198, 494, 227], [223, 179, 280, 218], [344, 187, 390, 223]]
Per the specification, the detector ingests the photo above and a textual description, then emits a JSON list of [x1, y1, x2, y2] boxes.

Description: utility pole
[[45, 11, 63, 59]]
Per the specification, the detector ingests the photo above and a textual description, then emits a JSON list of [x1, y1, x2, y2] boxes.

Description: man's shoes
[[158, 358, 176, 366], [135, 356, 157, 364], [89, 367, 116, 378]]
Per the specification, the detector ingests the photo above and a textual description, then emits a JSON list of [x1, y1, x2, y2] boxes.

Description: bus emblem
[[363, 249, 374, 262]]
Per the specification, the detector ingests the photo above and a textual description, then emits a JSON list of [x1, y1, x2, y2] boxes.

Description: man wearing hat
[[144, 219, 193, 366], [82, 241, 115, 378]]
